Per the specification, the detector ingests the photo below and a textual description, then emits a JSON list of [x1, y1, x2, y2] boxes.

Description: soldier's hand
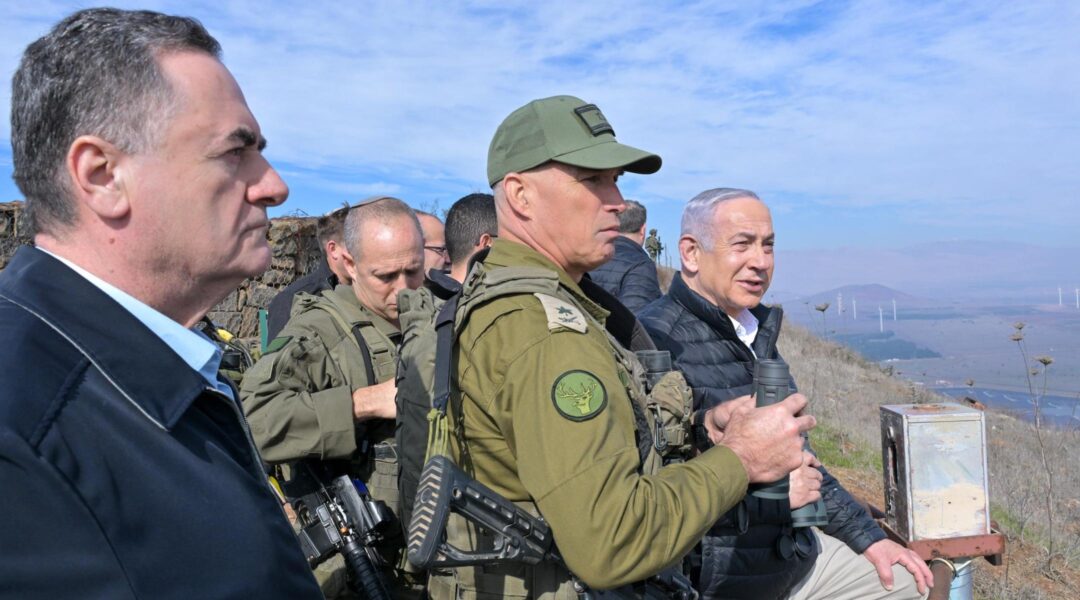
[[702, 395, 755, 445], [352, 379, 397, 421], [788, 451, 823, 509], [720, 393, 816, 483]]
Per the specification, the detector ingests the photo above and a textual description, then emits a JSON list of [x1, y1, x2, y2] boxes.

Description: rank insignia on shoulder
[[264, 336, 291, 354], [534, 293, 587, 333], [551, 370, 607, 421]]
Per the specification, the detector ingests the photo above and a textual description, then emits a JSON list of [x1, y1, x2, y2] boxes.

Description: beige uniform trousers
[[786, 531, 927, 600]]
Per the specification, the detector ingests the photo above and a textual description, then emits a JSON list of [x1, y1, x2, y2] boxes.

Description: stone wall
[[0, 201, 321, 338], [206, 217, 322, 337], [0, 202, 32, 270]]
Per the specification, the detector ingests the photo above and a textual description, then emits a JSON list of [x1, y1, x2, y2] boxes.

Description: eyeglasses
[[424, 245, 448, 256]]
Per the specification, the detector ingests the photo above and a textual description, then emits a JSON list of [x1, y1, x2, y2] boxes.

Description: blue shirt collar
[[39, 249, 231, 399]]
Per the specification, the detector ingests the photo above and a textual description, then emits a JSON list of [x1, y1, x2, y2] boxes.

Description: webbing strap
[[424, 293, 460, 461], [306, 301, 378, 385], [350, 324, 377, 385], [431, 293, 460, 415]]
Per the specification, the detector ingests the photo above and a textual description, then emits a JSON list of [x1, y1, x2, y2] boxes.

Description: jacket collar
[[668, 271, 778, 353], [612, 235, 648, 257], [0, 246, 212, 431], [425, 268, 462, 300]]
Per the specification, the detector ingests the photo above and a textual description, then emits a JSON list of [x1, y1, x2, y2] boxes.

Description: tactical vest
[[286, 291, 406, 573], [405, 264, 693, 600]]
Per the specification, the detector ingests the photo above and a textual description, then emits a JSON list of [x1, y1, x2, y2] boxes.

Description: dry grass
[[779, 322, 1080, 599]]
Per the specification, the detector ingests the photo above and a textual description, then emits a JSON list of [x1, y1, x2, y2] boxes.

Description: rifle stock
[[407, 455, 698, 599]]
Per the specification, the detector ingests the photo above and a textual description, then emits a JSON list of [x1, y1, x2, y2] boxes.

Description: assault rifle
[[288, 462, 395, 600], [408, 455, 698, 599]]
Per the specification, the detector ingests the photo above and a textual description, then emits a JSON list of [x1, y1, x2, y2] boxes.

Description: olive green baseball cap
[[487, 95, 662, 186]]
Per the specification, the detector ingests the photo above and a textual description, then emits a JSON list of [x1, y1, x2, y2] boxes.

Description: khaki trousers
[[786, 531, 926, 600]]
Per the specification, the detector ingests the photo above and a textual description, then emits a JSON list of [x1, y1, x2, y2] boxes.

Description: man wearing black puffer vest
[[587, 199, 662, 312], [639, 188, 931, 600]]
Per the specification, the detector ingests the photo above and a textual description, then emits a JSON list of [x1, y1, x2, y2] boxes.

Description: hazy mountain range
[[770, 240, 1080, 304]]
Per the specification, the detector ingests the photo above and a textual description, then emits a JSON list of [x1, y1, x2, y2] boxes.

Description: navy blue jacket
[[588, 235, 662, 313], [639, 273, 885, 599], [0, 247, 321, 600]]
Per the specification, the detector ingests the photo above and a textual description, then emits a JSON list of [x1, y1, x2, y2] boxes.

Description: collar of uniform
[[425, 268, 462, 300], [0, 247, 211, 431], [484, 239, 610, 324], [324, 283, 401, 337]]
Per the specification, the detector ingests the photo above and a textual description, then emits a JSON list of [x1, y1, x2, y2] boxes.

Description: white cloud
[[0, 0, 1077, 245]]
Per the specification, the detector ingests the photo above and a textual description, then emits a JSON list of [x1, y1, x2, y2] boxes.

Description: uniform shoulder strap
[[454, 265, 560, 329], [430, 264, 562, 415]]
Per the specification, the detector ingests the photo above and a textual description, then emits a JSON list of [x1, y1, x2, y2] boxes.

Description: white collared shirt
[[728, 308, 759, 358], [40, 249, 233, 400]]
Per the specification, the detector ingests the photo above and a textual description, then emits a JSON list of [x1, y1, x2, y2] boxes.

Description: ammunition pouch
[[645, 370, 694, 461]]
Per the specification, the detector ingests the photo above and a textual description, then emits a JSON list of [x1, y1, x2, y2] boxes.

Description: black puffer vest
[[638, 273, 812, 599], [587, 236, 662, 313]]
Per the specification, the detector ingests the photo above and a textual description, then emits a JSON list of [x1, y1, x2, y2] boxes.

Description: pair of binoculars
[[748, 359, 828, 529]]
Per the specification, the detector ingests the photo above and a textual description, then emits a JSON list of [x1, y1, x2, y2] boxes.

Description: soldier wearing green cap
[[431, 95, 817, 598]]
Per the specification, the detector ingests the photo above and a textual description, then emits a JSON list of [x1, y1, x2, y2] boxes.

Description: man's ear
[[477, 232, 495, 249], [679, 235, 700, 275], [500, 173, 532, 218], [341, 246, 359, 280], [325, 239, 343, 262], [67, 135, 130, 220]]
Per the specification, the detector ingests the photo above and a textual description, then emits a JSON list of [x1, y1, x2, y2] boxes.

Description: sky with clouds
[[0, 0, 1077, 255]]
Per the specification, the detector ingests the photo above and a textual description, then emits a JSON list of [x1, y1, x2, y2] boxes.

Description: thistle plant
[[814, 302, 830, 338], [1011, 323, 1060, 574]]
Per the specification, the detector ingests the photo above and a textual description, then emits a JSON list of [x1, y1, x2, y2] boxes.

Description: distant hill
[[773, 240, 1080, 304], [790, 283, 931, 310]]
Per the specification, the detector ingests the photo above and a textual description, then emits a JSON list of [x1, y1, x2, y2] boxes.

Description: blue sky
[[1, 0, 1077, 254]]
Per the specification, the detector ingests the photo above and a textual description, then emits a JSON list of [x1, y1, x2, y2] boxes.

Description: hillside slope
[[779, 322, 1079, 599]]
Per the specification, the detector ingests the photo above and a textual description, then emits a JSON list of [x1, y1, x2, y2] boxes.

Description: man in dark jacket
[[639, 188, 931, 600], [266, 203, 353, 339], [588, 199, 662, 312], [0, 8, 320, 599]]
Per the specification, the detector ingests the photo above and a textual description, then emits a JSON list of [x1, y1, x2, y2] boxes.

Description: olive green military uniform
[[434, 240, 749, 598], [644, 231, 661, 262], [240, 284, 413, 599]]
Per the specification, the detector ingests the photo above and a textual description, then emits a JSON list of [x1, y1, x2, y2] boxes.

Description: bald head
[[342, 198, 424, 325]]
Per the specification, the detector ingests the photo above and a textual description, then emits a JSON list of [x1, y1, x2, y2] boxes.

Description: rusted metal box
[[880, 403, 990, 541]]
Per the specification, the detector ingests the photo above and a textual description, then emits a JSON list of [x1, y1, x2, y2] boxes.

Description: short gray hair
[[681, 188, 761, 249], [343, 197, 422, 260], [11, 8, 221, 235]]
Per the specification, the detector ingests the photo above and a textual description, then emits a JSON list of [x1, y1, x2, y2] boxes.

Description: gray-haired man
[[0, 7, 319, 598], [639, 188, 932, 599]]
